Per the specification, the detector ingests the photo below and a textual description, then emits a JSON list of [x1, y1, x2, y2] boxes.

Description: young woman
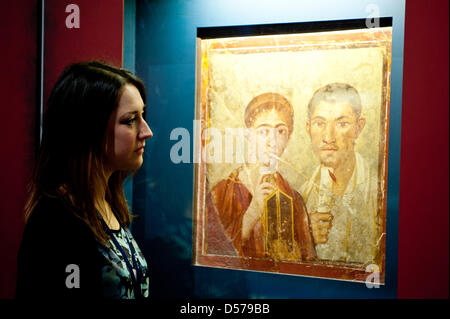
[[16, 61, 153, 299], [205, 92, 317, 262]]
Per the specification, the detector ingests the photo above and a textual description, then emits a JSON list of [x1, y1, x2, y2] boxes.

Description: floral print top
[[97, 226, 149, 299]]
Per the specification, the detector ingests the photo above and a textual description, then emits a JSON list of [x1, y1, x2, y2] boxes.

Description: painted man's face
[[306, 101, 365, 170]]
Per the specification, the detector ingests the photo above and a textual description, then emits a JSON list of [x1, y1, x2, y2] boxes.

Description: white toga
[[300, 152, 380, 264]]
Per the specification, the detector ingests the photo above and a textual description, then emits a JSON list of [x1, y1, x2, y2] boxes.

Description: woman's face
[[105, 84, 153, 173], [252, 108, 290, 166]]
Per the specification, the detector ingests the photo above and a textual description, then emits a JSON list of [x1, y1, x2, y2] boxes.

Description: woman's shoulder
[[28, 195, 73, 224], [17, 195, 104, 299], [24, 195, 94, 242]]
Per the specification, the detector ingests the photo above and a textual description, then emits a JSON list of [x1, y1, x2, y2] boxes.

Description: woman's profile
[[16, 61, 153, 299]]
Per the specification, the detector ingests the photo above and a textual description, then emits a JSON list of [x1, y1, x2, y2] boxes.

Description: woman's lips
[[135, 146, 145, 154]]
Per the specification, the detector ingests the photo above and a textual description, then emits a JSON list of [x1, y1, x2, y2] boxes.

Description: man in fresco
[[301, 83, 379, 265], [205, 92, 317, 262]]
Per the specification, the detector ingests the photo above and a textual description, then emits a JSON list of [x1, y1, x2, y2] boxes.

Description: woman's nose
[[265, 135, 278, 152], [139, 119, 153, 140]]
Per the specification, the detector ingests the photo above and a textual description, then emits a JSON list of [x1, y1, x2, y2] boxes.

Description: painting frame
[[193, 19, 392, 284]]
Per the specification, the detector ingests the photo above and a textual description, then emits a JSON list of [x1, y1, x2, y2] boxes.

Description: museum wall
[[0, 0, 448, 299], [0, 0, 123, 299], [133, 0, 403, 298], [42, 0, 123, 106], [0, 0, 38, 299], [132, 0, 448, 299], [398, 0, 449, 299]]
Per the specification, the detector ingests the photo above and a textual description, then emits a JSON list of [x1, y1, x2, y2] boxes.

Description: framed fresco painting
[[193, 20, 392, 283]]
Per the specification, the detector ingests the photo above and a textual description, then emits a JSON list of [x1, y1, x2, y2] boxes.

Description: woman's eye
[[337, 122, 349, 128], [124, 117, 136, 126]]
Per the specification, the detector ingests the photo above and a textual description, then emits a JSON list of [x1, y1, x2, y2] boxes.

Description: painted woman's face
[[252, 108, 290, 168], [105, 84, 153, 173]]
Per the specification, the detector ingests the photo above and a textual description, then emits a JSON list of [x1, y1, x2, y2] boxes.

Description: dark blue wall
[[131, 0, 405, 298]]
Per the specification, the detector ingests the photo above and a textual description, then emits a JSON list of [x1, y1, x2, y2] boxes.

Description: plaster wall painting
[[193, 25, 392, 283]]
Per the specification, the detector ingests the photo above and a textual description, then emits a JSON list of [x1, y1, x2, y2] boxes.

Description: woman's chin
[[122, 157, 144, 171]]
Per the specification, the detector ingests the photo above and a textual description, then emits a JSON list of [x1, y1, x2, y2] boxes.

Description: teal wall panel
[[129, 0, 405, 298]]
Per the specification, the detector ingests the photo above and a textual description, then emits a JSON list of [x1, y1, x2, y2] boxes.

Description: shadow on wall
[[141, 236, 249, 298], [141, 236, 194, 298]]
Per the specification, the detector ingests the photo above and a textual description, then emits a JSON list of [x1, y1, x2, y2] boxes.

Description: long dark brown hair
[[24, 61, 147, 244]]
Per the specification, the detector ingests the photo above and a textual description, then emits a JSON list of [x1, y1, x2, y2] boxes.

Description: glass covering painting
[[193, 26, 392, 283]]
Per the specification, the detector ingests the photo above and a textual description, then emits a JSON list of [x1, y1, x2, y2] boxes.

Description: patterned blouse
[[97, 226, 149, 299]]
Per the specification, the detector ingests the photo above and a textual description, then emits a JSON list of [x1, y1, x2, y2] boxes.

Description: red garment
[[206, 168, 317, 261]]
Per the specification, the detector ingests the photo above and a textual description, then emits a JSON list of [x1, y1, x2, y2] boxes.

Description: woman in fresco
[[205, 92, 317, 262]]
